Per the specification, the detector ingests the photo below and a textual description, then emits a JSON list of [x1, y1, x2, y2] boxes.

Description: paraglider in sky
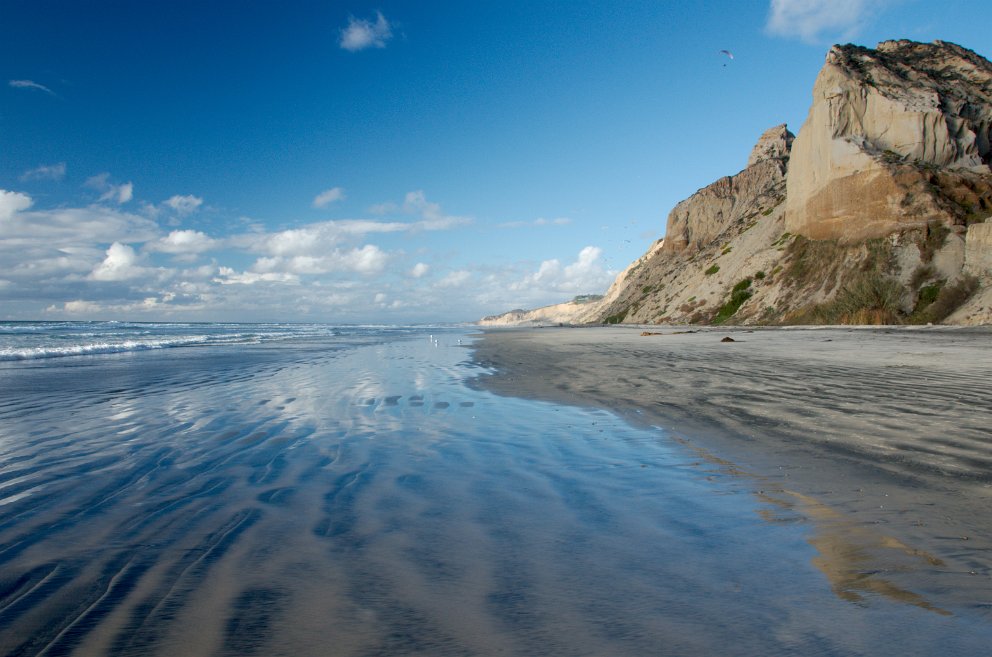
[[719, 50, 734, 67]]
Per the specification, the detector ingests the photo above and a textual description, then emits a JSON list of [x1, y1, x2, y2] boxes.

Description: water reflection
[[0, 330, 988, 656]]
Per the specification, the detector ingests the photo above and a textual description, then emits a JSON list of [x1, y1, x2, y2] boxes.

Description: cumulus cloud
[[766, 0, 881, 42], [0, 189, 33, 221], [0, 206, 159, 247], [313, 187, 345, 208], [89, 242, 145, 281], [147, 229, 216, 257], [20, 162, 66, 182], [85, 173, 134, 204], [61, 300, 103, 314], [9, 79, 55, 95], [339, 11, 393, 51], [0, 200, 162, 300], [248, 244, 388, 276], [165, 194, 203, 216], [0, 187, 479, 321], [510, 246, 614, 296]]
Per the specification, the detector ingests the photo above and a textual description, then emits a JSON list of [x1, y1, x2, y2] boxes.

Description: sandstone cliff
[[480, 40, 992, 327], [785, 40, 992, 242]]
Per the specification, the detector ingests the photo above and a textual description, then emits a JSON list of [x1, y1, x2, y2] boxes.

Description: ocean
[[0, 322, 988, 656]]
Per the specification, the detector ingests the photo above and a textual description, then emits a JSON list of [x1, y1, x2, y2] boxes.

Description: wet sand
[[1, 327, 991, 655], [472, 325, 992, 615]]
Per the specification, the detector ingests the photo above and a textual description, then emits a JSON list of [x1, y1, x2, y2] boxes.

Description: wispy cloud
[[339, 11, 393, 52], [766, 0, 884, 43], [9, 79, 56, 96], [85, 173, 134, 204], [313, 187, 345, 208], [165, 194, 203, 216], [499, 217, 572, 229], [20, 162, 67, 182]]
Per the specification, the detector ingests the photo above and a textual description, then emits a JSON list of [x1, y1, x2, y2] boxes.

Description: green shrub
[[783, 273, 905, 325], [918, 275, 979, 323], [783, 236, 844, 286], [704, 264, 720, 276], [916, 283, 943, 309], [713, 279, 754, 324], [732, 278, 752, 293], [754, 271, 766, 280], [832, 274, 905, 324], [916, 221, 950, 263], [603, 308, 629, 324]]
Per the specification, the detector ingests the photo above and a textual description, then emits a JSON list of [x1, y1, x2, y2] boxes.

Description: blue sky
[[2, 0, 990, 323]]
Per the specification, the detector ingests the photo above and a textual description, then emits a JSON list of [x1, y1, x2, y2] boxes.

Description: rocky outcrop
[[748, 124, 795, 167], [662, 125, 793, 254], [785, 40, 992, 241], [965, 222, 992, 275]]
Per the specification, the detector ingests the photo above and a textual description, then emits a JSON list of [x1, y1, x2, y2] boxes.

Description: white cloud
[[313, 187, 345, 208], [214, 267, 299, 285], [0, 188, 480, 321], [89, 242, 145, 281], [510, 246, 613, 296], [85, 173, 134, 204], [0, 204, 159, 245], [62, 300, 102, 314], [237, 196, 468, 258], [0, 189, 33, 221], [20, 162, 66, 182], [165, 194, 203, 216], [147, 229, 216, 256], [339, 11, 393, 52], [109, 182, 133, 204], [766, 0, 881, 42], [403, 190, 467, 229], [248, 244, 388, 276], [437, 270, 471, 288], [9, 79, 55, 95], [0, 201, 162, 302]]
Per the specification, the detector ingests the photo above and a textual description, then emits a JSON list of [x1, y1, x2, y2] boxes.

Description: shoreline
[[469, 324, 992, 612]]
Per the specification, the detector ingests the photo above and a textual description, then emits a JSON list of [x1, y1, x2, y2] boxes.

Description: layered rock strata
[[785, 40, 992, 241]]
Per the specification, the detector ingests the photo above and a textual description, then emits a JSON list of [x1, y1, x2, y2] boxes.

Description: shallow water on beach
[[0, 326, 989, 656]]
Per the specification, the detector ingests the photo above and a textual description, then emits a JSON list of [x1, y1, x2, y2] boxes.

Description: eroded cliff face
[[785, 40, 992, 241], [663, 125, 793, 254], [481, 40, 992, 327]]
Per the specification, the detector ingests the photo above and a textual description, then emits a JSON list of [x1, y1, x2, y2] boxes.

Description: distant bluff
[[481, 40, 992, 327]]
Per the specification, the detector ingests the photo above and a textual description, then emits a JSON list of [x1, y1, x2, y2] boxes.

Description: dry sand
[[471, 324, 992, 613]]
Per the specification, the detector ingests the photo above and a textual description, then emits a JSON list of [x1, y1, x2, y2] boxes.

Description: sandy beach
[[472, 325, 992, 613], [2, 324, 992, 655]]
